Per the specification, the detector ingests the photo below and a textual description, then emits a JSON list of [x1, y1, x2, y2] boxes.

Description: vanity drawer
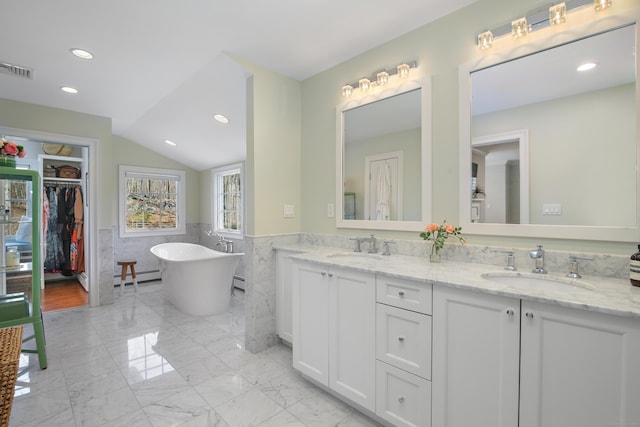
[[376, 360, 431, 427], [377, 275, 432, 314], [376, 303, 431, 379]]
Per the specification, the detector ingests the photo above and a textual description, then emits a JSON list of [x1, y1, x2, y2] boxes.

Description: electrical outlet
[[327, 203, 335, 218]]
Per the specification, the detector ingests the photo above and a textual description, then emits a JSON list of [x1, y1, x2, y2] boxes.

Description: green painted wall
[[299, 0, 639, 254], [0, 98, 113, 229]]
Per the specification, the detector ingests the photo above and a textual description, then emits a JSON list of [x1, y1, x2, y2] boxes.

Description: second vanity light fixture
[[477, 0, 613, 51], [342, 61, 417, 97]]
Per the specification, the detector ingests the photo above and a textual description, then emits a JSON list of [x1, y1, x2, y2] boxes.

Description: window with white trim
[[212, 163, 243, 238], [119, 165, 186, 238]]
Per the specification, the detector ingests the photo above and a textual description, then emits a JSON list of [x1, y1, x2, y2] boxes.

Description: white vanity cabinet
[[291, 259, 376, 411], [375, 275, 432, 427], [433, 286, 640, 427]]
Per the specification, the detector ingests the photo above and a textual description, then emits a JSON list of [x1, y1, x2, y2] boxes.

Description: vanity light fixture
[[60, 86, 78, 94], [342, 84, 354, 97], [478, 30, 494, 50], [213, 113, 230, 124], [476, 0, 613, 51], [70, 48, 94, 60], [594, 0, 612, 11], [512, 17, 529, 38], [164, 139, 177, 146], [359, 78, 371, 92], [549, 3, 567, 25], [340, 60, 417, 97]]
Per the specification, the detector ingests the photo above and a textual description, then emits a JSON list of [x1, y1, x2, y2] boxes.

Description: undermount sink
[[481, 271, 594, 293], [325, 252, 384, 261]]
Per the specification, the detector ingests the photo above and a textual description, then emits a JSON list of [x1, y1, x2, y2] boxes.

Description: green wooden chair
[[0, 168, 47, 369]]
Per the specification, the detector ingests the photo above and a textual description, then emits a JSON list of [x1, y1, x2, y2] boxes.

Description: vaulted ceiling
[[1, 0, 477, 170]]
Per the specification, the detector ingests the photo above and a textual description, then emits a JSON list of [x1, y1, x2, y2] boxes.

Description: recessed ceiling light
[[577, 62, 597, 72], [60, 86, 78, 94], [164, 139, 177, 146], [70, 48, 94, 60], [214, 114, 229, 124]]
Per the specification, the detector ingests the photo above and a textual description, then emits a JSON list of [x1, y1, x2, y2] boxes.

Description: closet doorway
[[1, 126, 98, 309]]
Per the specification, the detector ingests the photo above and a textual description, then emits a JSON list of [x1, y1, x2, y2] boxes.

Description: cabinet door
[[432, 287, 520, 427], [520, 301, 640, 427], [292, 261, 329, 385], [329, 267, 376, 411], [276, 250, 298, 343]]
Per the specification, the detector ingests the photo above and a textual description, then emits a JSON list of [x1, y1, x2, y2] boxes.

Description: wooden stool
[[117, 260, 138, 295]]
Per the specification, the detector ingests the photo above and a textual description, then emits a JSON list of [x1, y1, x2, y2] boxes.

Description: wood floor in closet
[[40, 279, 88, 312], [8, 278, 88, 312]]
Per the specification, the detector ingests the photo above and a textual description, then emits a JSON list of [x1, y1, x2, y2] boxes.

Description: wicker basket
[[0, 326, 22, 427]]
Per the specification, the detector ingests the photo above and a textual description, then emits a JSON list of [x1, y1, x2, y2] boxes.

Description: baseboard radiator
[[112, 269, 161, 286]]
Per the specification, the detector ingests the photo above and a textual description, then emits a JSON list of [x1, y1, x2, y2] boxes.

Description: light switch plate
[[543, 203, 562, 215], [327, 203, 335, 218], [283, 204, 295, 218]]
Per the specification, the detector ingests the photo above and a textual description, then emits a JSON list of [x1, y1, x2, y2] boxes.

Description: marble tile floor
[[9, 281, 382, 427]]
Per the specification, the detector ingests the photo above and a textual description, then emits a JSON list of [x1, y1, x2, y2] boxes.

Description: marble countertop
[[276, 245, 640, 319]]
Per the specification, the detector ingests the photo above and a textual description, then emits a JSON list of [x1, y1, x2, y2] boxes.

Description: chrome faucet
[[493, 250, 516, 271], [529, 244, 546, 274], [362, 234, 378, 254], [567, 255, 594, 279], [208, 230, 233, 253], [381, 240, 395, 256]]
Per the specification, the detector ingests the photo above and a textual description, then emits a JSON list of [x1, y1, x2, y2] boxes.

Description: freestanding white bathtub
[[150, 242, 243, 316]]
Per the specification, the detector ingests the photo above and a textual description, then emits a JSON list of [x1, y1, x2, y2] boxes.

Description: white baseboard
[[113, 270, 161, 286]]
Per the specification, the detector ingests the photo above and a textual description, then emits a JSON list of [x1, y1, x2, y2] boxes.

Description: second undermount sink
[[325, 252, 385, 261], [481, 271, 594, 293]]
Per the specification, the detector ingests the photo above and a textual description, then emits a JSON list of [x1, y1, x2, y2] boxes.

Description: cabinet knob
[[321, 272, 326, 276], [506, 308, 515, 316], [525, 312, 534, 318], [328, 273, 333, 278], [398, 335, 406, 342], [398, 395, 405, 403], [398, 290, 405, 297]]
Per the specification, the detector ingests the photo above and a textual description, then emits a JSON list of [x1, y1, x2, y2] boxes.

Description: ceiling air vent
[[0, 61, 34, 79]]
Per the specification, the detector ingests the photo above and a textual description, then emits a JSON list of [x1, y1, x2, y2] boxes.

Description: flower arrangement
[[1, 138, 27, 158], [420, 220, 465, 261]]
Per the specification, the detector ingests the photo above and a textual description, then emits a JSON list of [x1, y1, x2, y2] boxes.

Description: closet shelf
[[43, 177, 82, 184]]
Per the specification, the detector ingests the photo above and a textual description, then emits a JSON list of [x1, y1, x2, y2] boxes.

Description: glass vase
[[429, 243, 441, 263], [0, 155, 16, 168]]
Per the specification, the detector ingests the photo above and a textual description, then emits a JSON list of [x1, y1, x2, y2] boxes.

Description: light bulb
[[549, 3, 566, 25], [377, 71, 389, 86], [477, 31, 494, 50], [359, 78, 371, 92], [511, 18, 529, 38], [397, 63, 410, 78], [342, 84, 353, 97]]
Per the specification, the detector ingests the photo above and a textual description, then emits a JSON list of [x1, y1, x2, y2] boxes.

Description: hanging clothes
[[44, 187, 65, 270], [71, 186, 85, 273], [73, 186, 85, 273], [42, 188, 49, 263]]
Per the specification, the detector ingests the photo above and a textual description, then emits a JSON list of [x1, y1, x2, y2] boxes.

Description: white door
[[364, 151, 403, 221], [432, 287, 520, 427], [329, 267, 375, 411], [520, 300, 640, 427], [292, 261, 329, 385]]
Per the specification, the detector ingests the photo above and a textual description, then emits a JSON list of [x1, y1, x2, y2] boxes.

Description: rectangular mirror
[[336, 79, 431, 231], [459, 20, 639, 241]]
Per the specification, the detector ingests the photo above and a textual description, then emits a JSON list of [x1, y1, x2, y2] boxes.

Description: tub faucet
[[529, 244, 546, 274]]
